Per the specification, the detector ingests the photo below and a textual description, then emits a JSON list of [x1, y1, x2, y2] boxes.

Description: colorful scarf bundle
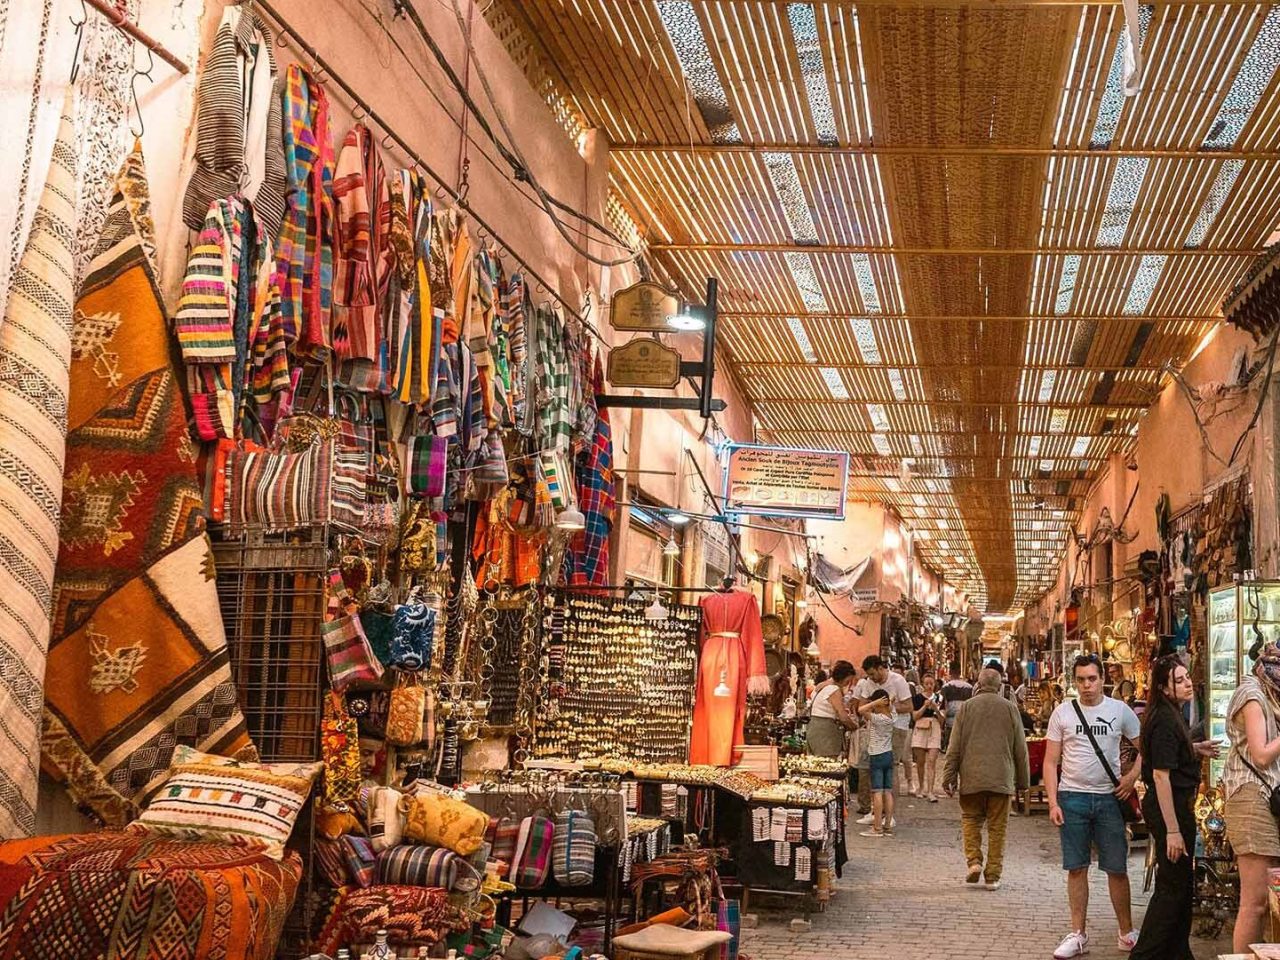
[[276, 63, 334, 361]]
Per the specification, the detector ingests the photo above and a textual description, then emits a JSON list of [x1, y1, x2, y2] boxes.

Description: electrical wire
[[1229, 323, 1280, 465], [350, 0, 632, 254], [255, 0, 594, 333], [392, 0, 638, 265]]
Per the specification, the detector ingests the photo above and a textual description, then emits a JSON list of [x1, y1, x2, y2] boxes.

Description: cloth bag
[[386, 674, 426, 745], [552, 808, 597, 886], [511, 814, 555, 889], [322, 613, 384, 689], [322, 690, 362, 806]]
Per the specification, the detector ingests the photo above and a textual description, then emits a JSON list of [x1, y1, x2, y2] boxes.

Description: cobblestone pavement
[[741, 793, 1236, 960]]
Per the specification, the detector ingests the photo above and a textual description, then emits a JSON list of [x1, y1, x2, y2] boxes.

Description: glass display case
[[1207, 581, 1280, 783]]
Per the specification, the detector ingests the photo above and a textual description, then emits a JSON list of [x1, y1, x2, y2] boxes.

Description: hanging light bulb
[[713, 668, 732, 697], [663, 536, 681, 557], [806, 638, 821, 657], [667, 304, 706, 331], [795, 596, 809, 609], [555, 507, 586, 531], [668, 510, 691, 526]]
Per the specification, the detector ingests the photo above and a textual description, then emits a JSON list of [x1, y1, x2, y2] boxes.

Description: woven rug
[[41, 147, 256, 827], [0, 832, 300, 960], [0, 96, 78, 838]]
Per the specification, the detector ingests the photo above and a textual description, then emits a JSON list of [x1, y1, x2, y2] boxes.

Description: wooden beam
[[652, 242, 1261, 256], [722, 311, 1221, 323], [685, 0, 1256, 7], [736, 361, 1170, 372], [754, 399, 1150, 409], [614, 142, 1280, 161]]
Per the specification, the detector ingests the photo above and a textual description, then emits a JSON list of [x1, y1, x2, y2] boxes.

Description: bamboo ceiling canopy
[[483, 0, 1280, 613]]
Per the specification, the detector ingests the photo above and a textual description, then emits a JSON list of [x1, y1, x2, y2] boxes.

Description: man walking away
[[942, 668, 1029, 891], [940, 660, 973, 752], [1045, 654, 1143, 958]]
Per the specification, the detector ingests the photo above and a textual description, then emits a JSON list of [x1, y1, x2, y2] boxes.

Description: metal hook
[[68, 0, 89, 84], [276, 25, 290, 49], [129, 44, 155, 140], [352, 102, 366, 122], [381, 131, 394, 150]]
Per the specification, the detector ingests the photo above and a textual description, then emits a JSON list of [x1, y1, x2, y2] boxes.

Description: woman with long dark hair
[[1130, 655, 1201, 960]]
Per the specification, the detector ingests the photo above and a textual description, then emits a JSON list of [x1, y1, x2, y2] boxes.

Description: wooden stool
[[613, 924, 733, 960]]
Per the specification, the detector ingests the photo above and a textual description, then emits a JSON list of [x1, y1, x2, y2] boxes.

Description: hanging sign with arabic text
[[723, 443, 849, 520], [607, 338, 681, 389], [609, 281, 680, 332]]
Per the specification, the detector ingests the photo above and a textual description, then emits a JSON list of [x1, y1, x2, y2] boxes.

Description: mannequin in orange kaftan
[[689, 588, 770, 766]]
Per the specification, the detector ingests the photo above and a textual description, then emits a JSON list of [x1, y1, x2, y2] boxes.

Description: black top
[[912, 693, 942, 719], [1141, 702, 1200, 792]]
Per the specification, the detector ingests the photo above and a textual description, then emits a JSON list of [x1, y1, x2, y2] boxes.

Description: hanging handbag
[[1071, 700, 1142, 823], [322, 613, 384, 690], [552, 806, 597, 886], [386, 673, 426, 745], [322, 690, 362, 807], [1237, 752, 1280, 819], [406, 434, 448, 499], [389, 598, 435, 670]]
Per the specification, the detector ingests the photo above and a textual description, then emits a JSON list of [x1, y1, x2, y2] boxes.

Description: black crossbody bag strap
[[1071, 699, 1120, 786]]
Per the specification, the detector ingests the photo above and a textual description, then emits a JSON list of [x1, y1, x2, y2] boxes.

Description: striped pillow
[[376, 844, 459, 889], [553, 809, 597, 886], [130, 760, 321, 859], [227, 440, 331, 535]]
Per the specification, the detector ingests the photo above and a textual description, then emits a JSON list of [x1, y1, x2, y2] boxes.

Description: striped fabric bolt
[[340, 834, 377, 888], [512, 815, 554, 889], [182, 5, 286, 238], [552, 809, 597, 886], [0, 96, 78, 838], [375, 844, 460, 890]]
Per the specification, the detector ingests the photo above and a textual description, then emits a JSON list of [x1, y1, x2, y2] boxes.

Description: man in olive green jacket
[[942, 668, 1030, 891]]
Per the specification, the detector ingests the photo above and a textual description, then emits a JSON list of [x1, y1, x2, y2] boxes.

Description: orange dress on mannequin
[[689, 588, 768, 765]]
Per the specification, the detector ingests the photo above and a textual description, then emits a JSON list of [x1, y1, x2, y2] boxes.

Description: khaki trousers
[[959, 791, 1011, 882]]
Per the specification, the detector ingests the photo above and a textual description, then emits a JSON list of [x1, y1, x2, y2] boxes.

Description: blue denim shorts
[[869, 750, 894, 791], [1058, 790, 1129, 874]]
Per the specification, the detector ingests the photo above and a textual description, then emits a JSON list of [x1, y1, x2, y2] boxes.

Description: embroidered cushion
[[376, 844, 460, 890], [130, 758, 321, 859], [315, 884, 466, 954], [399, 792, 487, 856]]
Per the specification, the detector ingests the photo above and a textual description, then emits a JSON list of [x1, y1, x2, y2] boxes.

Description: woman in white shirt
[[1224, 645, 1280, 952], [807, 660, 858, 757]]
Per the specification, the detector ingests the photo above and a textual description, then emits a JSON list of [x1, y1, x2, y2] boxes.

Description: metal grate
[[211, 526, 328, 960]]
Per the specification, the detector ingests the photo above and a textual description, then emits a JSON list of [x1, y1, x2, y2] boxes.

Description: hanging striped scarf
[[276, 63, 334, 361], [174, 197, 288, 440], [332, 123, 392, 375], [0, 97, 77, 838]]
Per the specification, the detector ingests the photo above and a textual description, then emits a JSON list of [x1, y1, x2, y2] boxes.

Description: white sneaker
[[856, 813, 875, 825], [1117, 930, 1138, 952], [1053, 931, 1089, 958], [984, 879, 1001, 891], [889, 817, 896, 828]]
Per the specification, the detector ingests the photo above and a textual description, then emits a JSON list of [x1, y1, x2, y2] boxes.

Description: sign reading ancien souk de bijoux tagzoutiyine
[[723, 443, 850, 520]]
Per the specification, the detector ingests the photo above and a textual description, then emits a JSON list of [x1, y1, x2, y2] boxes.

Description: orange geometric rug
[[41, 147, 257, 826]]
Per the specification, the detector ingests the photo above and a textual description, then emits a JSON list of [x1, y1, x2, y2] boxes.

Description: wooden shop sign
[[609, 281, 679, 332], [607, 338, 681, 389], [724, 443, 850, 520]]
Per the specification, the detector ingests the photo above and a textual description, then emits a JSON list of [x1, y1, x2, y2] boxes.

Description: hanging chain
[[511, 585, 542, 765]]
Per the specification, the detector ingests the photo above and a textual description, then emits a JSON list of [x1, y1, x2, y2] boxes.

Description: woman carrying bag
[[807, 661, 858, 758], [1225, 644, 1280, 953]]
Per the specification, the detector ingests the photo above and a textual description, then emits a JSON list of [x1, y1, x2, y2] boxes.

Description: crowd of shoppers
[[802, 645, 1277, 954]]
